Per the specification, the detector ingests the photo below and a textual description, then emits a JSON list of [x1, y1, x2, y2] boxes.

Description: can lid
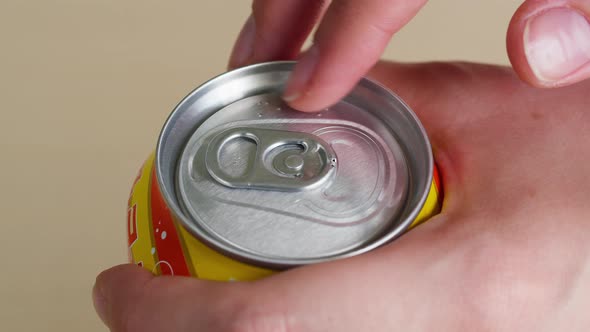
[[176, 93, 409, 262], [156, 61, 433, 269]]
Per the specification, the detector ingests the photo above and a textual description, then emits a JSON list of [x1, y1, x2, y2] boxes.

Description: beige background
[[1, 1, 521, 331]]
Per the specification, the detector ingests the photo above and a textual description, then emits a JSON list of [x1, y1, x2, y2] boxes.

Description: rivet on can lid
[[284, 155, 304, 171]]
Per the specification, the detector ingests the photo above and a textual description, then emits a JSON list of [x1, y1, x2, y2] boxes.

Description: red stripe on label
[[150, 169, 190, 276], [433, 164, 443, 202]]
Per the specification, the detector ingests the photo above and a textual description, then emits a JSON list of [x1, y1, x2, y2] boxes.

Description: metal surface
[[203, 125, 336, 191], [156, 61, 433, 268]]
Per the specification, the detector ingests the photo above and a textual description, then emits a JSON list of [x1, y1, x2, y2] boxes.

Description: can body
[[127, 62, 442, 281]]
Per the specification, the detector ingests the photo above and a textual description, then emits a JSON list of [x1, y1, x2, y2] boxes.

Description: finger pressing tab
[[507, 0, 590, 87], [283, 0, 428, 111]]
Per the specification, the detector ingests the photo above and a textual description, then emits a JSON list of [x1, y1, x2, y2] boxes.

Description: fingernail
[[92, 282, 109, 326], [228, 15, 256, 69], [524, 7, 590, 83], [283, 45, 320, 102]]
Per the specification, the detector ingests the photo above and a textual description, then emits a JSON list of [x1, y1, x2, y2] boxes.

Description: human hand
[[93, 61, 590, 331], [228, 0, 590, 111]]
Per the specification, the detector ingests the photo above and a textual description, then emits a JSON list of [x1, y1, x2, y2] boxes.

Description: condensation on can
[[127, 62, 443, 281]]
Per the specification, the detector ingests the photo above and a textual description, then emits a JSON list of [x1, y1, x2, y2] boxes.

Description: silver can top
[[156, 62, 433, 268]]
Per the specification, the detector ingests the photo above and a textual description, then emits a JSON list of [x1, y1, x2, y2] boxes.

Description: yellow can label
[[410, 165, 442, 228], [128, 153, 441, 281]]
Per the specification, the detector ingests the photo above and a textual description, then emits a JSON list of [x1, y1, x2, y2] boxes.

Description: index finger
[[283, 0, 428, 111]]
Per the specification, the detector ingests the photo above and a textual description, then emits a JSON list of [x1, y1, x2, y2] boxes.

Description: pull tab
[[205, 127, 337, 192]]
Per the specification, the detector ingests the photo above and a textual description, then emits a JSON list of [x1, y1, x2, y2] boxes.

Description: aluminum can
[[127, 61, 442, 281]]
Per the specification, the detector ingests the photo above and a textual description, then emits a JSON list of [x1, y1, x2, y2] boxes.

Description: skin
[[95, 1, 590, 330], [228, 0, 590, 111], [94, 61, 590, 331]]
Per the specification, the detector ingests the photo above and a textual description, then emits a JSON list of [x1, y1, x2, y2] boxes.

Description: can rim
[[155, 61, 433, 269]]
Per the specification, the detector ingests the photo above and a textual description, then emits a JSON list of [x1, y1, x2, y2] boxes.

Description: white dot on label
[[161, 231, 167, 240], [151, 247, 155, 255], [156, 228, 159, 233]]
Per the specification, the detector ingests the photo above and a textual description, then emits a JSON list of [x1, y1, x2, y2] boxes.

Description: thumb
[[507, 0, 590, 88], [92, 264, 245, 332]]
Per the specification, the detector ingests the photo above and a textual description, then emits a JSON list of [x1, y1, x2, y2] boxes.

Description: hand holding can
[[96, 61, 590, 331]]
